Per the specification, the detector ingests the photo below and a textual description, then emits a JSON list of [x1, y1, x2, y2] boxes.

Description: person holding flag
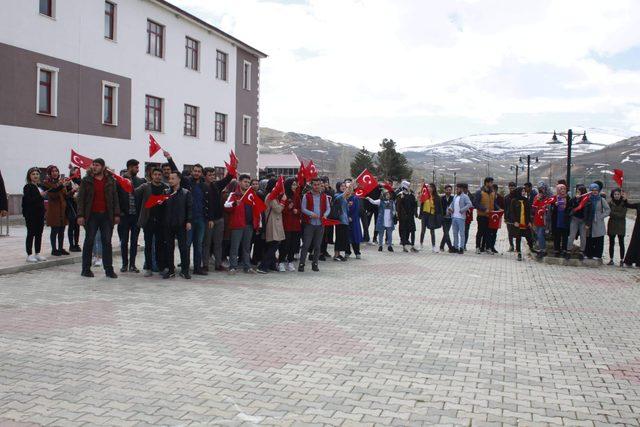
[[510, 186, 533, 261], [66, 165, 82, 252], [345, 180, 363, 259], [279, 177, 302, 271], [607, 188, 628, 266], [396, 180, 419, 253], [257, 178, 286, 274], [549, 183, 570, 258], [320, 176, 335, 260], [298, 177, 331, 272], [473, 177, 499, 254], [224, 174, 259, 274], [584, 182, 610, 261], [42, 165, 70, 257], [567, 184, 589, 259], [116, 159, 146, 273], [162, 172, 193, 279], [203, 167, 234, 272], [76, 158, 120, 278], [531, 184, 550, 259], [135, 167, 170, 276]]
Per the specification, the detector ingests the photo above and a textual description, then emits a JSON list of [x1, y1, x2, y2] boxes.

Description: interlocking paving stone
[[0, 222, 639, 425]]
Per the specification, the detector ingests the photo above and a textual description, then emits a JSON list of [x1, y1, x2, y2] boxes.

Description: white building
[[0, 0, 266, 199]]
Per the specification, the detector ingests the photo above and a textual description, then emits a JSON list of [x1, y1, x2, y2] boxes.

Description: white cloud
[[173, 0, 640, 149]]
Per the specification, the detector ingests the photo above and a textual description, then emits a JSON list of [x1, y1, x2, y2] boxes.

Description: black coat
[[117, 174, 146, 216], [509, 197, 531, 227], [396, 191, 417, 232], [0, 169, 7, 212], [163, 188, 193, 228], [623, 201, 640, 265], [182, 176, 210, 220], [207, 174, 233, 221], [22, 183, 45, 221]]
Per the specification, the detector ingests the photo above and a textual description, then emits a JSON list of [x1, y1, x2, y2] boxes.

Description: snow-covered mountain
[[401, 128, 633, 165]]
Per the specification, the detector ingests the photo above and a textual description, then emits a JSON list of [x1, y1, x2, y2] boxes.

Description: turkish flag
[[230, 150, 239, 169], [70, 149, 93, 170], [488, 210, 504, 230], [574, 193, 590, 212], [382, 181, 394, 193], [306, 160, 318, 180], [70, 168, 81, 180], [267, 176, 285, 202], [354, 187, 367, 198], [149, 134, 162, 158], [544, 195, 557, 206], [321, 217, 341, 226], [225, 161, 237, 178], [241, 188, 267, 215], [356, 169, 378, 197], [419, 183, 431, 203], [144, 194, 170, 208], [613, 169, 624, 188], [112, 173, 133, 193], [297, 162, 307, 187]]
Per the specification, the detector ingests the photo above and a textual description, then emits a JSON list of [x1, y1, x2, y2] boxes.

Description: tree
[[350, 147, 377, 178], [377, 138, 412, 182]]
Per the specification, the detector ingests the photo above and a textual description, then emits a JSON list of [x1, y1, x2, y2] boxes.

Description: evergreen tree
[[377, 138, 412, 181], [350, 147, 376, 178]]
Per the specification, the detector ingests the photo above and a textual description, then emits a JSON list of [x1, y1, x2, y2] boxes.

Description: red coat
[[532, 197, 547, 227], [282, 191, 302, 232], [224, 192, 259, 230], [301, 191, 329, 224]]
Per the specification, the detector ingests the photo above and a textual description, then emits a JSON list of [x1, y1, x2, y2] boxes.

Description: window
[[184, 104, 198, 137], [36, 64, 58, 116], [104, 1, 116, 40], [102, 81, 119, 125], [39, 0, 54, 17], [242, 116, 251, 145], [147, 20, 164, 58], [243, 61, 252, 90], [185, 37, 199, 70], [215, 113, 226, 142], [145, 95, 163, 132], [216, 50, 227, 81]]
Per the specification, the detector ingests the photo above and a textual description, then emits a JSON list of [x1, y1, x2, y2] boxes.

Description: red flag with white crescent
[[240, 187, 267, 215], [266, 176, 285, 202], [70, 149, 93, 170], [230, 150, 239, 169], [355, 168, 378, 197], [297, 162, 307, 187], [225, 161, 237, 178], [382, 181, 394, 193], [144, 194, 170, 208], [573, 193, 590, 212], [149, 134, 162, 158], [354, 187, 367, 198], [112, 172, 133, 193], [306, 160, 318, 180], [613, 169, 624, 188], [488, 210, 504, 230], [419, 183, 431, 203]]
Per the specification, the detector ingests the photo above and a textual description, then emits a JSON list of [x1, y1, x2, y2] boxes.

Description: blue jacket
[[374, 199, 396, 231]]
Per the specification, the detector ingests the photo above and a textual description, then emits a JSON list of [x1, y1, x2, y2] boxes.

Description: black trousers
[[585, 236, 605, 258], [82, 212, 113, 272], [279, 231, 300, 263], [165, 225, 189, 273], [475, 216, 489, 250], [144, 220, 165, 272], [553, 228, 569, 252], [440, 219, 453, 250], [361, 212, 371, 242], [259, 241, 280, 271], [66, 201, 80, 246], [399, 222, 415, 246], [50, 226, 65, 251], [118, 213, 140, 268], [25, 216, 44, 255], [609, 235, 625, 260], [464, 222, 471, 249], [334, 224, 350, 252]]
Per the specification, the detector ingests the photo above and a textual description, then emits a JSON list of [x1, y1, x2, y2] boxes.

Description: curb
[[0, 249, 122, 276]]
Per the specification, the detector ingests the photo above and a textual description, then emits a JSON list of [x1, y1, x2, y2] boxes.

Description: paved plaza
[[1, 226, 640, 426]]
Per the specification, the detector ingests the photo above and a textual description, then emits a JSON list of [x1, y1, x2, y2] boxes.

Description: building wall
[[0, 0, 261, 194], [234, 47, 260, 176]]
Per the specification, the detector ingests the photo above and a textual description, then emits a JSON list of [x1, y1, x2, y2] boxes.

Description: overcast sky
[[173, 0, 640, 150]]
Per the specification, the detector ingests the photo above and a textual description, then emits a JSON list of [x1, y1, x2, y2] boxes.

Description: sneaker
[[59, 249, 70, 255], [388, 246, 394, 252], [355, 254, 361, 260], [81, 269, 94, 278], [458, 248, 464, 254], [162, 270, 175, 279], [120, 266, 128, 273], [286, 262, 296, 272], [298, 264, 305, 272], [277, 263, 286, 272], [180, 271, 191, 280], [70, 245, 82, 252], [448, 248, 457, 254], [256, 268, 268, 274], [517, 253, 523, 261], [144, 270, 153, 277], [26, 255, 38, 263], [52, 250, 62, 257], [312, 263, 319, 272], [607, 260, 614, 266], [244, 268, 256, 274], [228, 268, 237, 275], [432, 246, 438, 253], [93, 258, 103, 267], [129, 266, 140, 273], [378, 246, 383, 252], [35, 254, 47, 262]]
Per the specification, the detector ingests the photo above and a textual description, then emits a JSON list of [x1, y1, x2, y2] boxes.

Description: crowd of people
[[15, 155, 640, 279]]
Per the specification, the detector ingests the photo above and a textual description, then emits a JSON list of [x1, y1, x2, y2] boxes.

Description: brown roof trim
[[150, 0, 267, 58]]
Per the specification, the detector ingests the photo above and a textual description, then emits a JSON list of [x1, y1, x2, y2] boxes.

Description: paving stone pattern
[[1, 224, 640, 426]]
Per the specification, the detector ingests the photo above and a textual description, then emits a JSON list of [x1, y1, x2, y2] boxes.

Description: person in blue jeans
[[366, 190, 396, 252], [448, 183, 473, 254]]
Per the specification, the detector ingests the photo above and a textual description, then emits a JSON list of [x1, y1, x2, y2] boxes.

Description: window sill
[[105, 37, 117, 43], [102, 122, 118, 127], [39, 13, 56, 20], [146, 53, 165, 61], [37, 112, 57, 118]]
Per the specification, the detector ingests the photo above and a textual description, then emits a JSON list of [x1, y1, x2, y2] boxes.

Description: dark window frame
[[39, 0, 53, 17], [146, 20, 164, 58], [185, 36, 199, 70], [216, 50, 228, 81], [38, 69, 52, 115], [145, 95, 163, 132], [103, 85, 114, 124], [184, 104, 198, 137], [215, 112, 226, 142], [104, 1, 116, 40]]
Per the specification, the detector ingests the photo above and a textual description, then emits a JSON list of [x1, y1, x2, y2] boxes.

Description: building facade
[[0, 0, 265, 197]]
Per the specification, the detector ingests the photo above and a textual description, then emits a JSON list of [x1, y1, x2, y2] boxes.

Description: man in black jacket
[[135, 168, 169, 277], [116, 159, 147, 273], [0, 168, 8, 217], [163, 172, 193, 279], [203, 167, 233, 272], [440, 184, 454, 252]]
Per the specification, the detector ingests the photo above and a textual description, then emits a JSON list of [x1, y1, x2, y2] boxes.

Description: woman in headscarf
[[549, 183, 570, 257], [42, 165, 69, 256], [396, 180, 419, 253], [509, 186, 532, 261], [419, 183, 443, 252], [607, 188, 627, 266], [584, 183, 610, 260], [622, 194, 640, 267], [332, 181, 352, 261]]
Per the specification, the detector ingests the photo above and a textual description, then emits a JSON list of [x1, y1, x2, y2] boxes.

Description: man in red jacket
[[224, 174, 256, 274]]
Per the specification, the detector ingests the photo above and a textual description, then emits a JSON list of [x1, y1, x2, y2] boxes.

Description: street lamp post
[[510, 164, 525, 186], [519, 154, 539, 184], [546, 129, 590, 191]]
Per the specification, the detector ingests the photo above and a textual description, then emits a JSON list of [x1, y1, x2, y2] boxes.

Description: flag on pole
[[488, 210, 504, 230], [573, 193, 590, 213], [419, 183, 431, 203], [149, 134, 162, 158], [382, 181, 394, 193], [112, 173, 133, 193], [355, 169, 378, 197], [306, 160, 318, 180], [613, 169, 624, 188], [144, 194, 170, 208], [266, 176, 285, 202], [70, 149, 93, 170], [297, 162, 307, 187], [240, 187, 267, 215], [230, 150, 239, 169]]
